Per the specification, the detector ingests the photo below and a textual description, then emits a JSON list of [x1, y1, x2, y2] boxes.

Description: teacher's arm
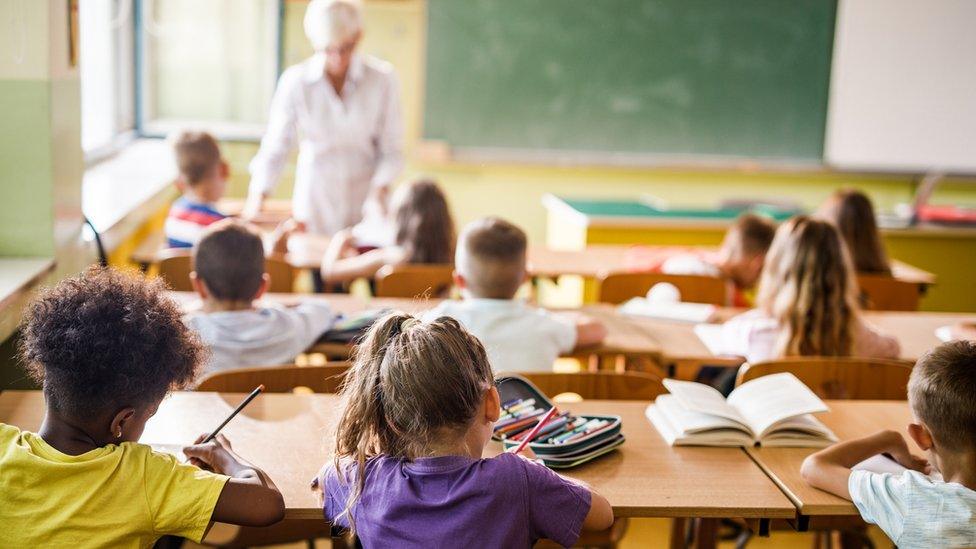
[[364, 72, 405, 214], [246, 70, 301, 219]]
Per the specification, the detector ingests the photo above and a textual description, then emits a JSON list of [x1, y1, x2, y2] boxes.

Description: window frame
[[133, 0, 284, 142], [81, 0, 138, 165]]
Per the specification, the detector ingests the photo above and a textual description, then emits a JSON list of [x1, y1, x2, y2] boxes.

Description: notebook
[[646, 373, 837, 447]]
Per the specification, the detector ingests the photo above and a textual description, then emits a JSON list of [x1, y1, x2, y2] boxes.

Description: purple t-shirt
[[323, 452, 592, 548]]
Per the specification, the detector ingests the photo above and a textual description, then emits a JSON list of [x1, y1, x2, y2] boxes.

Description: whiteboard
[[825, 0, 976, 173]]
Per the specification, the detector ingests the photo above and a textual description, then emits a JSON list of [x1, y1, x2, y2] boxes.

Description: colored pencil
[[202, 385, 264, 443], [510, 407, 559, 455], [561, 420, 614, 444]]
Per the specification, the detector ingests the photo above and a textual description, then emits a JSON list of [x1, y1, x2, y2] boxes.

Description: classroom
[[1, 0, 975, 547]]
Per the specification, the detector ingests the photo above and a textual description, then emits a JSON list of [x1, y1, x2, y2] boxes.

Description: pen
[[510, 407, 559, 455]]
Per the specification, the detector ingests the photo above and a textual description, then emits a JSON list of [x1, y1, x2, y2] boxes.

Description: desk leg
[[758, 518, 770, 537], [693, 518, 718, 549], [668, 518, 688, 549]]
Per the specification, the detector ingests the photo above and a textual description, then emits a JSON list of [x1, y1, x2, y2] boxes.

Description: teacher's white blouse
[[249, 53, 404, 235]]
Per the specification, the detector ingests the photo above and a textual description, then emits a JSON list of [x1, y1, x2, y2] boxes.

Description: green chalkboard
[[424, 0, 836, 162]]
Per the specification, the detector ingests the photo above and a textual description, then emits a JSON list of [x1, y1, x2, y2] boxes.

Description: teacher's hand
[[242, 192, 267, 221]]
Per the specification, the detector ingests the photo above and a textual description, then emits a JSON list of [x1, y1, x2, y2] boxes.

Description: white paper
[[693, 323, 727, 355], [727, 373, 829, 437], [620, 298, 716, 323]]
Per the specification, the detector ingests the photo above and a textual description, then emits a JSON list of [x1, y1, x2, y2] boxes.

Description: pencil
[[509, 406, 559, 455], [202, 385, 264, 443]]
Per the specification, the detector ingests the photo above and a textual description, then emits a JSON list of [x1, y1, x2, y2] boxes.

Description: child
[[165, 130, 229, 248], [660, 213, 776, 306], [1, 267, 284, 547], [716, 216, 899, 363], [424, 217, 607, 372], [801, 340, 976, 546], [186, 219, 335, 375], [817, 189, 891, 275], [320, 178, 455, 287], [317, 313, 614, 547]]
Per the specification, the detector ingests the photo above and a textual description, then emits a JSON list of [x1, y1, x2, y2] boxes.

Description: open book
[[620, 297, 716, 323], [646, 373, 838, 447]]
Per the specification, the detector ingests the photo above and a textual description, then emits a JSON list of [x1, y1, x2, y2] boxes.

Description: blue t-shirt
[[324, 453, 591, 548]]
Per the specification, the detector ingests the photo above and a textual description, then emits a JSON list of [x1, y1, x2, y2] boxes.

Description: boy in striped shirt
[[165, 131, 229, 248]]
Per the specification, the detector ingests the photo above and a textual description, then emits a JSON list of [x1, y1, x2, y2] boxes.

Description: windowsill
[[0, 258, 55, 342], [82, 139, 179, 254]]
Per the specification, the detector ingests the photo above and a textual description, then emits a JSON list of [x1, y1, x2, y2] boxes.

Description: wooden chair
[[156, 248, 296, 293], [596, 272, 727, 305], [857, 274, 920, 311], [374, 263, 454, 298], [515, 372, 666, 549], [516, 371, 667, 401], [194, 364, 352, 549], [196, 363, 351, 393], [735, 356, 914, 400]]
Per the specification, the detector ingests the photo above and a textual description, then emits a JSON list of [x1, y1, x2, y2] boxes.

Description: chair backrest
[[196, 363, 351, 393], [374, 263, 454, 298], [156, 248, 296, 293], [515, 372, 667, 401], [735, 357, 914, 400], [596, 272, 727, 305], [857, 274, 920, 311]]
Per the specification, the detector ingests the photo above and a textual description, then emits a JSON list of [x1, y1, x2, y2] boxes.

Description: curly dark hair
[[19, 266, 206, 417]]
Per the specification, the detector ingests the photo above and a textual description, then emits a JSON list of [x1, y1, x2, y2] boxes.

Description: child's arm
[[267, 218, 302, 256], [321, 234, 398, 284], [800, 430, 929, 500], [515, 447, 614, 532], [183, 434, 285, 526], [554, 312, 607, 349]]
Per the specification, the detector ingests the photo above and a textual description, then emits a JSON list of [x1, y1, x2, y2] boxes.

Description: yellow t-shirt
[[0, 423, 229, 548]]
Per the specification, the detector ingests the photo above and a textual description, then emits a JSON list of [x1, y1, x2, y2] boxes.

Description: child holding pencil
[[315, 313, 613, 547], [0, 267, 284, 547]]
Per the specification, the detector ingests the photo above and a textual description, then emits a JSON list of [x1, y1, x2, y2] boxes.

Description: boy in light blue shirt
[[801, 341, 976, 548]]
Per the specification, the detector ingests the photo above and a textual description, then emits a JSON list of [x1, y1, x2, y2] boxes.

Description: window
[[137, 0, 280, 140], [79, 0, 136, 159]]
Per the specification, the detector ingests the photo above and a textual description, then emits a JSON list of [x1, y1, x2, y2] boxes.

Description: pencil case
[[493, 375, 624, 469]]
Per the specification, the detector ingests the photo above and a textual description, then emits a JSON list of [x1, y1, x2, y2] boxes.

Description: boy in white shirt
[[424, 217, 607, 373], [186, 220, 335, 375], [801, 340, 976, 547], [660, 213, 775, 307]]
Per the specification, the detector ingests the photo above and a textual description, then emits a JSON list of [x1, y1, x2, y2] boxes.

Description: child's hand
[[515, 445, 538, 461], [183, 433, 234, 473], [883, 431, 931, 474], [269, 218, 301, 255]]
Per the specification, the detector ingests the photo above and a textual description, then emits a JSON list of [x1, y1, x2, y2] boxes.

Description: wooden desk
[[745, 401, 914, 530], [527, 245, 936, 287], [170, 293, 665, 363], [626, 309, 975, 376], [0, 391, 796, 522]]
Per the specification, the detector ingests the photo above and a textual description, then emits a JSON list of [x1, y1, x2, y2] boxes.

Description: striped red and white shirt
[[165, 197, 226, 248]]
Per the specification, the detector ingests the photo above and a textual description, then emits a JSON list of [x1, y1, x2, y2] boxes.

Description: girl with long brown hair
[[817, 189, 892, 275], [320, 178, 455, 286], [716, 216, 899, 363], [314, 313, 612, 547]]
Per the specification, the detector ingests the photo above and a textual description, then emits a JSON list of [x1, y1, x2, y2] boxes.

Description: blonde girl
[[315, 313, 613, 547], [320, 179, 455, 287], [718, 216, 899, 363]]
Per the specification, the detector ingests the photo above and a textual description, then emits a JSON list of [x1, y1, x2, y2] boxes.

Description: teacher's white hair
[[304, 0, 363, 50]]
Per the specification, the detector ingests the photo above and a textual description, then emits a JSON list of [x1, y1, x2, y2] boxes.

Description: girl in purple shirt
[[315, 313, 613, 547]]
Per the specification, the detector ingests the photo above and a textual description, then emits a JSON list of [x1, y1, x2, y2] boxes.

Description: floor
[[183, 518, 892, 548]]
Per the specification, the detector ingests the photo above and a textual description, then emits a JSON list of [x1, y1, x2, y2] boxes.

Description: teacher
[[245, 0, 403, 235]]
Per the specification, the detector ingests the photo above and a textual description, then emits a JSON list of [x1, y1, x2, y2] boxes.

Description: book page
[[662, 378, 747, 425], [656, 394, 750, 433], [726, 373, 829, 436]]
